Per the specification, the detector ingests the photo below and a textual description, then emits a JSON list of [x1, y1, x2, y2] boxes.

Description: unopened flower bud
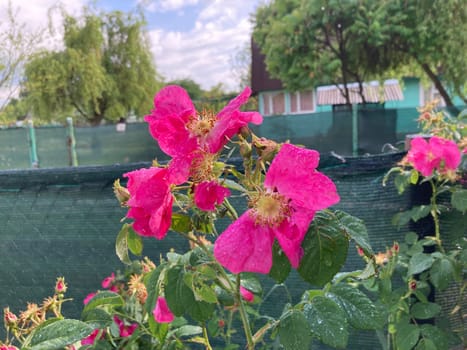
[[113, 179, 130, 206], [3, 307, 17, 327], [392, 242, 399, 253], [55, 277, 67, 294], [253, 138, 279, 162], [409, 280, 417, 291], [356, 246, 364, 256], [239, 126, 251, 139]]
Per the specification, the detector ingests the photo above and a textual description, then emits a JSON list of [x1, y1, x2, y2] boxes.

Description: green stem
[[429, 180, 444, 252], [236, 274, 255, 350], [203, 325, 213, 350]]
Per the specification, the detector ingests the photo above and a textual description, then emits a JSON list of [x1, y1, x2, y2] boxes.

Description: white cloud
[[138, 0, 200, 12], [148, 0, 258, 91]]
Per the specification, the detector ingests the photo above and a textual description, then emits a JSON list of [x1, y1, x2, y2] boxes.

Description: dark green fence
[[0, 106, 436, 170]]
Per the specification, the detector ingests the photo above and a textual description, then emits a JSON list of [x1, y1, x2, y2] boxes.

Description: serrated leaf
[[29, 319, 93, 350], [335, 210, 373, 255], [269, 241, 292, 283], [171, 213, 192, 233], [326, 283, 385, 330], [303, 296, 348, 349], [298, 211, 349, 287], [411, 302, 441, 320], [278, 310, 312, 350], [144, 264, 163, 314], [396, 323, 420, 350], [81, 308, 113, 329], [430, 257, 454, 290], [408, 253, 434, 275], [82, 291, 124, 314], [222, 178, 248, 193], [451, 188, 467, 212], [127, 226, 143, 256], [165, 266, 214, 322], [171, 325, 203, 338], [115, 223, 132, 265]]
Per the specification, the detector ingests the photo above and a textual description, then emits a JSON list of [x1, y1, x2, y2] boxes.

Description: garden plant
[[1, 89, 465, 350]]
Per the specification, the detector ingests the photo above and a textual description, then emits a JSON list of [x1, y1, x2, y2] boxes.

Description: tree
[[253, 0, 466, 107], [0, 0, 44, 116], [24, 9, 162, 125]]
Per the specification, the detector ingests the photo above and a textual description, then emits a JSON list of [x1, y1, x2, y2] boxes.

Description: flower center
[[190, 150, 216, 183], [188, 110, 216, 139], [249, 191, 291, 227]]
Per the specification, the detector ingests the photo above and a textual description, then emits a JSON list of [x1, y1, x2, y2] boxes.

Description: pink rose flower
[[83, 292, 96, 305], [214, 144, 340, 274], [113, 316, 138, 338], [240, 286, 254, 303], [81, 329, 104, 345], [407, 136, 461, 176], [101, 272, 115, 289], [144, 85, 262, 209], [124, 167, 175, 239], [194, 180, 231, 211], [153, 296, 175, 323], [145, 85, 262, 159]]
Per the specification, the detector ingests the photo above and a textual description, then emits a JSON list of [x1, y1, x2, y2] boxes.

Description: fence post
[[66, 117, 79, 166], [27, 119, 39, 168], [352, 103, 359, 156]]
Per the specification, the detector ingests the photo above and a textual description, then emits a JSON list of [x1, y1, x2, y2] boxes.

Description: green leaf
[[419, 324, 451, 349], [171, 213, 192, 233], [148, 315, 169, 343], [144, 264, 163, 314], [451, 188, 467, 212], [405, 232, 419, 245], [395, 323, 420, 350], [278, 310, 312, 350], [410, 205, 432, 222], [334, 210, 373, 255], [171, 325, 203, 338], [81, 308, 113, 329], [115, 223, 132, 265], [29, 319, 93, 350], [222, 178, 248, 193], [326, 283, 385, 330], [165, 266, 214, 322], [82, 291, 124, 314], [411, 302, 441, 320], [127, 226, 143, 256], [430, 257, 454, 290], [415, 338, 437, 350], [298, 211, 349, 287], [303, 296, 349, 349], [408, 253, 434, 275], [269, 241, 291, 283]]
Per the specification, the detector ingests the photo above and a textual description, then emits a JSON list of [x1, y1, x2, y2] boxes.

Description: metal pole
[[27, 119, 39, 168], [352, 103, 358, 156], [66, 117, 79, 166]]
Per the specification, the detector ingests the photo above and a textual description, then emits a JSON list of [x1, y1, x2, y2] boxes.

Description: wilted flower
[[214, 144, 340, 274], [153, 297, 175, 323]]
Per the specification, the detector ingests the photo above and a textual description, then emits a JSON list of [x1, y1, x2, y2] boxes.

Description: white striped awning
[[316, 79, 403, 105]]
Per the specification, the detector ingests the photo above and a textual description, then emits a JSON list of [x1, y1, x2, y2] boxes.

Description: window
[[262, 92, 285, 116], [290, 90, 315, 113]]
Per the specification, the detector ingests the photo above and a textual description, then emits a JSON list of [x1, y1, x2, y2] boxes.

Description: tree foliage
[[253, 0, 466, 106], [0, 0, 44, 119], [24, 9, 162, 125]]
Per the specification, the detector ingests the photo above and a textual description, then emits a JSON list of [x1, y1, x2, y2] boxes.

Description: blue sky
[[1, 0, 265, 91]]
